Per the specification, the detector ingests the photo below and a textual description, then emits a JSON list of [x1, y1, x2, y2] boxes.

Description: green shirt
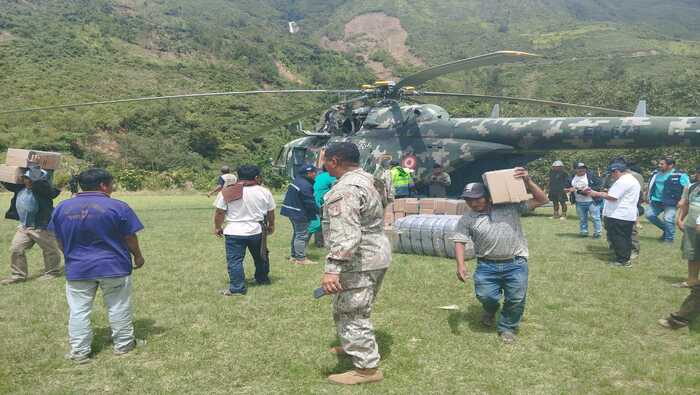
[[682, 183, 700, 228]]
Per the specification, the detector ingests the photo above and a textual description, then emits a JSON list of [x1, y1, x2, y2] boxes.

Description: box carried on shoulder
[[5, 148, 61, 170], [0, 165, 26, 184], [482, 169, 529, 204]]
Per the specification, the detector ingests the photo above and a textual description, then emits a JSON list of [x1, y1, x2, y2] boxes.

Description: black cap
[[608, 162, 627, 173], [461, 182, 486, 199], [298, 164, 318, 174]]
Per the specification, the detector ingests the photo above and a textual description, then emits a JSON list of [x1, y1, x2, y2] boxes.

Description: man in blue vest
[[646, 158, 690, 243], [281, 164, 319, 265]]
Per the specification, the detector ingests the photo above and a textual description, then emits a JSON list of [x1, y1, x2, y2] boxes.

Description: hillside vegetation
[[1, 0, 700, 188]]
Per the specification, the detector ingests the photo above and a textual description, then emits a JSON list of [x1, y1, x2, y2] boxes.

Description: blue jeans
[[290, 219, 310, 259], [225, 234, 270, 294], [576, 201, 602, 236], [474, 257, 529, 333], [646, 202, 676, 241], [66, 276, 134, 357]]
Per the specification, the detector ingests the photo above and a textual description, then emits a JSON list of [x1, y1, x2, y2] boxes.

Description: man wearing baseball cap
[[548, 160, 569, 220], [451, 167, 548, 344], [281, 164, 320, 265], [587, 162, 641, 267], [1, 166, 62, 285]]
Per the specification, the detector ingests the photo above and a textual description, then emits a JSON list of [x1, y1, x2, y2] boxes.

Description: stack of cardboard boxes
[[382, 168, 530, 227], [384, 198, 467, 226], [0, 148, 61, 184]]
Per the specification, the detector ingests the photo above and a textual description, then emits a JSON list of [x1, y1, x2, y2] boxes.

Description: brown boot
[[329, 346, 346, 355], [328, 368, 383, 385]]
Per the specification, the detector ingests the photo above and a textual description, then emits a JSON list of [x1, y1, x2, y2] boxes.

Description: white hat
[[552, 160, 564, 167]]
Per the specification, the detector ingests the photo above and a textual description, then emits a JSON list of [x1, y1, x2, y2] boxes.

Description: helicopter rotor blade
[[394, 51, 540, 91], [419, 92, 634, 116], [0, 89, 363, 115], [258, 94, 370, 134]]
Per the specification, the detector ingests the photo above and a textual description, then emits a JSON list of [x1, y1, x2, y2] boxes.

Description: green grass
[[0, 193, 698, 394]]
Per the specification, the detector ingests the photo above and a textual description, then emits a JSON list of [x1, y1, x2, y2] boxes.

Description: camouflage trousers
[[332, 269, 386, 369], [673, 284, 700, 322]]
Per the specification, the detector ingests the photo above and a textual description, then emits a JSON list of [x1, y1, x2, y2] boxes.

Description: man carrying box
[[1, 166, 62, 285], [452, 168, 548, 344]]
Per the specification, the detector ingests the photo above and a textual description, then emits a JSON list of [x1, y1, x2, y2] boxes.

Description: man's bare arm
[[514, 167, 548, 210], [454, 242, 470, 282], [124, 234, 145, 269], [214, 208, 226, 236]]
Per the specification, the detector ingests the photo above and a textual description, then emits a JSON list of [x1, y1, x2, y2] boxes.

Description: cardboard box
[[384, 211, 395, 226], [433, 199, 447, 214], [482, 169, 529, 204], [419, 199, 435, 209], [404, 201, 420, 214], [5, 148, 61, 170], [0, 164, 25, 184], [456, 201, 467, 215], [444, 200, 461, 215]]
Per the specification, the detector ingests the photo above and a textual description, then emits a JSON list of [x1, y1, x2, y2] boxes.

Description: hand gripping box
[[482, 169, 529, 204]]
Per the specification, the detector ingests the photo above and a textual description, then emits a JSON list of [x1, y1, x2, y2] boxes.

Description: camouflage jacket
[[322, 168, 392, 274]]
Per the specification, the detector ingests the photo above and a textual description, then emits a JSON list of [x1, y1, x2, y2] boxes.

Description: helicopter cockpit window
[[364, 107, 397, 129]]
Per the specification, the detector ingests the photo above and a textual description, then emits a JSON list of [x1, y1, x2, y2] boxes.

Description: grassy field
[[0, 192, 698, 394]]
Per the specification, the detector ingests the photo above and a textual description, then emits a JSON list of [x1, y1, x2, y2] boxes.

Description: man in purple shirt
[[49, 168, 145, 364]]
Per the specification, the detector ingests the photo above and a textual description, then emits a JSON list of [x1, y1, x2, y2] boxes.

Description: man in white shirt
[[588, 162, 640, 267], [213, 165, 276, 295]]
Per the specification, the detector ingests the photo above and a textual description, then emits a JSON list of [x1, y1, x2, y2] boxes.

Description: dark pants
[[604, 217, 635, 263], [474, 257, 529, 333], [225, 234, 270, 294]]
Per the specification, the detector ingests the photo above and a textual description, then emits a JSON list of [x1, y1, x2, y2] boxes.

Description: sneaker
[[328, 368, 383, 385], [38, 273, 61, 281], [113, 339, 146, 356], [64, 352, 91, 364], [480, 311, 495, 327], [559, 216, 566, 220], [657, 316, 689, 330], [499, 331, 516, 344], [608, 261, 632, 268], [579, 233, 589, 238], [630, 252, 639, 260], [0, 277, 25, 285], [592, 234, 601, 239]]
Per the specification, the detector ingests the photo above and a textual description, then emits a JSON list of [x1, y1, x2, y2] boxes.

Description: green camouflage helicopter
[[4, 51, 700, 195]]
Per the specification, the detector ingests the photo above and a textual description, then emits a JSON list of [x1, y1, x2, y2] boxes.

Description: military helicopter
[[4, 51, 700, 195]]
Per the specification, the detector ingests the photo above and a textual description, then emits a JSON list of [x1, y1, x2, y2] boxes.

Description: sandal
[[219, 289, 245, 296], [671, 281, 690, 288]]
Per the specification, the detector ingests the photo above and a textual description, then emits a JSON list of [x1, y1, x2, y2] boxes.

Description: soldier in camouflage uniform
[[319, 142, 391, 385]]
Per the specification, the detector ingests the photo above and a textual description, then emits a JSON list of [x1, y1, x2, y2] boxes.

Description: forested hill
[[1, 0, 700, 188]]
